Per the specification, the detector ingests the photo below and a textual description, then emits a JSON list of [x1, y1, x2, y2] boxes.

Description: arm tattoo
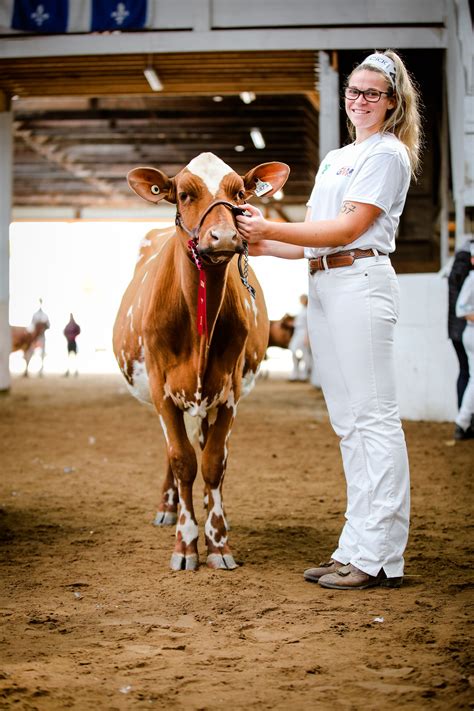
[[341, 201, 356, 214]]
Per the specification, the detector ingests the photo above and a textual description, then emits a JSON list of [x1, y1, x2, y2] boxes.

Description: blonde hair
[[347, 49, 423, 178]]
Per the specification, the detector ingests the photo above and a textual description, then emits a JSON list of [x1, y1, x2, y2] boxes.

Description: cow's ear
[[127, 167, 177, 204], [241, 162, 290, 199]]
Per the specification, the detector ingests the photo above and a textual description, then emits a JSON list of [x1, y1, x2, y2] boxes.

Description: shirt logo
[[321, 163, 331, 175], [336, 166, 354, 177]]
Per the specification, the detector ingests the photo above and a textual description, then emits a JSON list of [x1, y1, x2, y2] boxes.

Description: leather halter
[[175, 199, 256, 340], [176, 199, 256, 296], [175, 199, 247, 242]]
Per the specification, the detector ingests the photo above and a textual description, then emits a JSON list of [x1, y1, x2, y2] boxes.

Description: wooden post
[[0, 91, 12, 392], [318, 50, 340, 163]]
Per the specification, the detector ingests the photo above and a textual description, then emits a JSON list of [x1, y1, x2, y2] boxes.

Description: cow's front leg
[[202, 406, 238, 570], [153, 461, 178, 526], [157, 400, 199, 571]]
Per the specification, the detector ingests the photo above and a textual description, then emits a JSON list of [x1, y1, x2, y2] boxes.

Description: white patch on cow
[[138, 335, 142, 347], [223, 430, 231, 467], [139, 236, 152, 249], [127, 305, 134, 332], [164, 382, 225, 418], [164, 486, 175, 505], [242, 368, 257, 398], [177, 491, 199, 545], [205, 487, 227, 547], [159, 415, 169, 444], [126, 358, 152, 404], [187, 153, 233, 196], [141, 271, 148, 284], [119, 349, 128, 376], [145, 253, 158, 264], [245, 297, 259, 325], [225, 388, 237, 417]]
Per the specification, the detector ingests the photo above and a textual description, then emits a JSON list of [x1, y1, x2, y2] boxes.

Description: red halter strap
[[176, 200, 254, 340]]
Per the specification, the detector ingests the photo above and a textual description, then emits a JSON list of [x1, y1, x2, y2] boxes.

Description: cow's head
[[127, 153, 289, 265]]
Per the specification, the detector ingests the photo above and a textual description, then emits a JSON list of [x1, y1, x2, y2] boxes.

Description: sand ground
[[0, 374, 472, 710]]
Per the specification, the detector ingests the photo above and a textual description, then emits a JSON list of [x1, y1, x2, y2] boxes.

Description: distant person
[[63, 313, 81, 377], [29, 299, 50, 376], [288, 294, 312, 382], [448, 238, 472, 408], [454, 242, 474, 441]]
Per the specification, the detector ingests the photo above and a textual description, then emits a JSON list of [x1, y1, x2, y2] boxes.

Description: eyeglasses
[[344, 87, 392, 103]]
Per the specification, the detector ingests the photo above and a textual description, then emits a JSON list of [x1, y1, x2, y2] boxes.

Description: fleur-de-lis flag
[[9, 0, 148, 33]]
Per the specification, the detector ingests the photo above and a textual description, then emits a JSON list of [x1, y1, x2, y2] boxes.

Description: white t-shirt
[[305, 132, 411, 258]]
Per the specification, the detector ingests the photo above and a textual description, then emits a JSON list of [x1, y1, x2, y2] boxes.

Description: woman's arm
[[245, 207, 313, 259], [237, 201, 382, 249], [247, 240, 304, 259]]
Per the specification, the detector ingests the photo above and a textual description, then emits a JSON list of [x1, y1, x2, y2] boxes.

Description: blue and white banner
[[4, 0, 148, 33]]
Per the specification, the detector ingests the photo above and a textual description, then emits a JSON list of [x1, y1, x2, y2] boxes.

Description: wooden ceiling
[[0, 51, 320, 211]]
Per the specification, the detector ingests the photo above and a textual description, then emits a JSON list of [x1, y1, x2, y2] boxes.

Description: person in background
[[454, 242, 474, 440], [448, 238, 472, 410], [30, 298, 50, 376], [237, 50, 421, 590], [288, 294, 312, 382], [63, 313, 81, 377]]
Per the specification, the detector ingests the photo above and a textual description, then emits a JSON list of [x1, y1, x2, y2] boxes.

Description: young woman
[[237, 50, 422, 590]]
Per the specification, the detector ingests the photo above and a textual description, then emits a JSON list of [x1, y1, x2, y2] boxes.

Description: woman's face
[[345, 69, 396, 138]]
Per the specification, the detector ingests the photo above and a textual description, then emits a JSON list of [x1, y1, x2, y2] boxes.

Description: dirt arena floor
[[0, 372, 472, 710]]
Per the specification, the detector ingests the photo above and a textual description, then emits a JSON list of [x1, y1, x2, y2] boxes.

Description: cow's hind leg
[[202, 407, 238, 570], [153, 461, 178, 526]]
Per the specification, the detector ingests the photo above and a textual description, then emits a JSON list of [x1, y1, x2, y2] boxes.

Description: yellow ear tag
[[254, 178, 272, 197]]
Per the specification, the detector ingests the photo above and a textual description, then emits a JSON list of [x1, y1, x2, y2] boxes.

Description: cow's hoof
[[153, 510, 177, 526], [170, 552, 199, 571], [207, 553, 238, 570]]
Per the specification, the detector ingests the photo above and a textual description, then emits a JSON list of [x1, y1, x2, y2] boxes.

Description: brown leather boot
[[303, 559, 345, 583]]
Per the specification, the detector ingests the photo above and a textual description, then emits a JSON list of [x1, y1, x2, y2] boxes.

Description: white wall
[[396, 273, 458, 422]]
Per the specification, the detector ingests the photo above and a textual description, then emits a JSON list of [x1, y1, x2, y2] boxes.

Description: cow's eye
[[236, 190, 245, 201], [179, 191, 190, 202]]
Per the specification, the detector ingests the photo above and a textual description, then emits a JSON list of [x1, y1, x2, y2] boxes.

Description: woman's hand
[[236, 204, 269, 243]]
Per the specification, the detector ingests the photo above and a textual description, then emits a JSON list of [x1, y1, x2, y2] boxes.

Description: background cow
[[268, 314, 295, 349], [113, 153, 289, 571], [11, 320, 50, 376]]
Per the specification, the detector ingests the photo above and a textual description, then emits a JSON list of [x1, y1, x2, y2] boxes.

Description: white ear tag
[[151, 185, 160, 195], [254, 178, 272, 197]]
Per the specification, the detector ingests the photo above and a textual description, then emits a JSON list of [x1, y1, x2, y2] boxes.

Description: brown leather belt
[[308, 248, 387, 274]]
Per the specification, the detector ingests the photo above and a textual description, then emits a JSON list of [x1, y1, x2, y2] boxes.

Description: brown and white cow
[[113, 153, 289, 571], [268, 314, 295, 349], [11, 321, 49, 376]]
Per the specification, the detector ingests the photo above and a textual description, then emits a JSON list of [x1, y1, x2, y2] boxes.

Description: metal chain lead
[[238, 240, 256, 299]]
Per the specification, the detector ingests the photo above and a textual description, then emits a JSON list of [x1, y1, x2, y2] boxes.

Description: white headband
[[361, 53, 396, 85]]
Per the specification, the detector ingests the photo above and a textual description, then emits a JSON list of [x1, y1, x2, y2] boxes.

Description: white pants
[[307, 256, 410, 578], [456, 324, 474, 431]]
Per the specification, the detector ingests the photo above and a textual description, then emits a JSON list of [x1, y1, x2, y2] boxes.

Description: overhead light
[[213, 95, 223, 102], [240, 91, 256, 104], [144, 67, 163, 92], [234, 145, 245, 152], [250, 127, 265, 150], [273, 189, 284, 201]]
